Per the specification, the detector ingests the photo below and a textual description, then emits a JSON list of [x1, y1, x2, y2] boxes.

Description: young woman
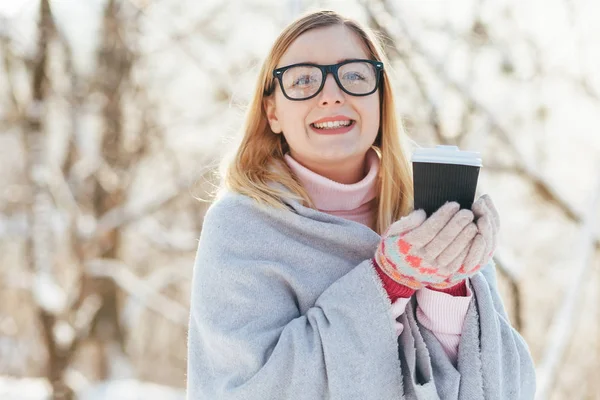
[[187, 10, 536, 400]]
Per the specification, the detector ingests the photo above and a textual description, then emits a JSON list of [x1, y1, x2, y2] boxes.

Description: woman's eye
[[344, 72, 365, 81], [293, 76, 314, 86]]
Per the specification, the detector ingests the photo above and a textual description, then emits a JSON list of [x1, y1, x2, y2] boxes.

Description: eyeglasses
[[265, 59, 384, 101]]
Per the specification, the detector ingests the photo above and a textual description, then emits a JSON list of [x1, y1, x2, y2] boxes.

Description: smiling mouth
[[310, 120, 356, 130]]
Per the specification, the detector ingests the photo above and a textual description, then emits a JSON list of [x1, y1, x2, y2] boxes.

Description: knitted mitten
[[374, 202, 478, 290], [428, 194, 500, 289]]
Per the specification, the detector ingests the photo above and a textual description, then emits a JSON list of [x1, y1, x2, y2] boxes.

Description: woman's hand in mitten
[[428, 194, 500, 289], [374, 201, 479, 290]]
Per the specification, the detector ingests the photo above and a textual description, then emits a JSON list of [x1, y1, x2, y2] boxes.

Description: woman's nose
[[318, 74, 345, 106]]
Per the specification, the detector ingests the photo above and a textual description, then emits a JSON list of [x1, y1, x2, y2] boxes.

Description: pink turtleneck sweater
[[284, 148, 473, 365]]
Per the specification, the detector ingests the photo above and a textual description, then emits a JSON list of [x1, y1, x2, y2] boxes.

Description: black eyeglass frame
[[265, 58, 384, 101]]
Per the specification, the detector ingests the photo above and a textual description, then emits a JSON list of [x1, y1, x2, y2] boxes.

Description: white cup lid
[[411, 145, 482, 167]]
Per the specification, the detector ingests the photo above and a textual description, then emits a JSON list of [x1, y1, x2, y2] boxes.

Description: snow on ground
[[0, 376, 185, 400]]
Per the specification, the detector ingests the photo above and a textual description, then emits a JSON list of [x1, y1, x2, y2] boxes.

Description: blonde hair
[[218, 9, 414, 234]]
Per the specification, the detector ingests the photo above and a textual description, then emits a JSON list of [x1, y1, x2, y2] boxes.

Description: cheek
[[360, 98, 380, 127], [278, 102, 312, 131]]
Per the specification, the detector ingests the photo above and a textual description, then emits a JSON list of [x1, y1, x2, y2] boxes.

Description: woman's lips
[[309, 120, 356, 135]]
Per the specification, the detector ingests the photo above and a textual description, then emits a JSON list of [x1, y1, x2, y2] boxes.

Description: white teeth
[[313, 120, 352, 129]]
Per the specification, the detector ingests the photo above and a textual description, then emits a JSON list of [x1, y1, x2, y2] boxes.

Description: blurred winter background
[[0, 0, 599, 399]]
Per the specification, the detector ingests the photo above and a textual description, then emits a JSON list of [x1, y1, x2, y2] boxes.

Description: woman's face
[[264, 25, 381, 183]]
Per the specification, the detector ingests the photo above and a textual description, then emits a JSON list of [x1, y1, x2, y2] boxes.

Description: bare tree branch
[[366, 0, 595, 230], [86, 259, 189, 327], [21, 1, 79, 397], [362, 1, 444, 143], [0, 30, 23, 115], [94, 164, 213, 237], [492, 249, 523, 330], [534, 174, 600, 400]]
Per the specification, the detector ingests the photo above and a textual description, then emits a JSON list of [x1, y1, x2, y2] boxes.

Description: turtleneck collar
[[283, 148, 380, 212]]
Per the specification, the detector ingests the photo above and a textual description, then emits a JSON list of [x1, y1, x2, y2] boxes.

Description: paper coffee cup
[[411, 145, 482, 216]]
